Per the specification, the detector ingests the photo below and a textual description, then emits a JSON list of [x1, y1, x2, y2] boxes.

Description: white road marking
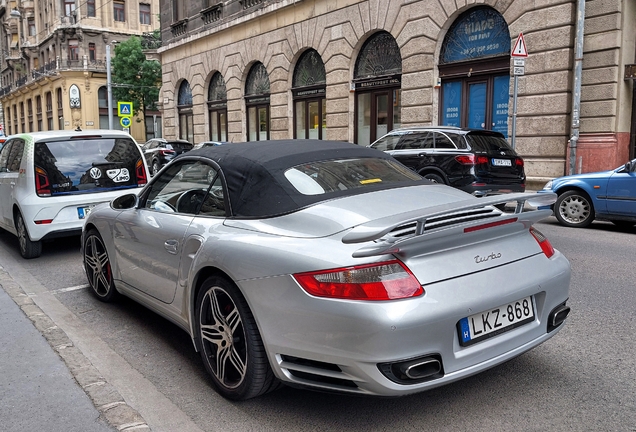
[[50, 284, 90, 295]]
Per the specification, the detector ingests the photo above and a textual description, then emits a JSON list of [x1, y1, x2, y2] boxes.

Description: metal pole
[[511, 75, 518, 149], [569, 0, 585, 175], [106, 44, 113, 130]]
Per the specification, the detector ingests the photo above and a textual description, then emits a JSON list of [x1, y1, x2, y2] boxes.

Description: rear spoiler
[[342, 192, 556, 246]]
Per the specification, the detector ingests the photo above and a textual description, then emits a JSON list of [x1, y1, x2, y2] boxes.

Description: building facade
[[157, 0, 636, 188], [0, 0, 161, 143]]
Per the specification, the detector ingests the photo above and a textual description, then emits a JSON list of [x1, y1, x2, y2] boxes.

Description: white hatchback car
[[0, 130, 149, 258]]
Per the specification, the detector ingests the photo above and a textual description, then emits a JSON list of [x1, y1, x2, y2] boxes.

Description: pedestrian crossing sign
[[118, 101, 133, 116]]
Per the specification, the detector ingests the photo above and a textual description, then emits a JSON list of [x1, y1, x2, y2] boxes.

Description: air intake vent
[[389, 207, 499, 237]]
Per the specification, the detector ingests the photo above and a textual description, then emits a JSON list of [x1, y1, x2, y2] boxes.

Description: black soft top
[[178, 139, 424, 218]]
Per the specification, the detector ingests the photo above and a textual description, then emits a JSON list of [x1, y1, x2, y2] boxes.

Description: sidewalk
[[0, 269, 148, 432], [0, 286, 114, 431]]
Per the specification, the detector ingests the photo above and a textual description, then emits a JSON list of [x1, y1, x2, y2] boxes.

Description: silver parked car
[[81, 140, 571, 400]]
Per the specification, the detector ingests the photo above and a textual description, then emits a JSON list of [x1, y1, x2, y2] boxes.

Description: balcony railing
[[0, 57, 109, 98]]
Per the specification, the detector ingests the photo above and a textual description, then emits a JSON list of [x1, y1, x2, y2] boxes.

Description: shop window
[[207, 72, 228, 142], [353, 32, 402, 146], [245, 63, 270, 142], [293, 49, 326, 140], [178, 80, 194, 143], [438, 6, 511, 137]]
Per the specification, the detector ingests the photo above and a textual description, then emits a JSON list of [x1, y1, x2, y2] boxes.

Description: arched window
[[207, 72, 228, 142], [46, 92, 53, 130], [245, 63, 270, 141], [293, 49, 326, 140], [353, 31, 402, 145], [178, 80, 194, 142], [439, 6, 511, 136]]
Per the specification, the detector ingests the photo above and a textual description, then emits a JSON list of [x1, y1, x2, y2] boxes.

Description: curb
[[0, 268, 151, 432]]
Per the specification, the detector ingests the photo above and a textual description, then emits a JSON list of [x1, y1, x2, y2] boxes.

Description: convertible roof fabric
[[181, 139, 424, 218]]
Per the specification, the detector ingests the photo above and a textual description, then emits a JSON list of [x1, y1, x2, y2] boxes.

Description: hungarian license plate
[[77, 205, 95, 220], [492, 158, 512, 166], [457, 296, 534, 347]]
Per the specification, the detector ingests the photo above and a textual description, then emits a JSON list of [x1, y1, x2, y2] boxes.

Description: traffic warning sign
[[511, 33, 528, 57]]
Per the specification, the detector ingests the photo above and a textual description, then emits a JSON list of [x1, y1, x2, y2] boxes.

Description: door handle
[[164, 239, 178, 254]]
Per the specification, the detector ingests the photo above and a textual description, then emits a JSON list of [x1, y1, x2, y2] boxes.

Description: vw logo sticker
[[90, 167, 102, 179]]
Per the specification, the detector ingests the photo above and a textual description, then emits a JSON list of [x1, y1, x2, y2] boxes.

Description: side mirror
[[624, 161, 632, 173], [111, 193, 138, 210]]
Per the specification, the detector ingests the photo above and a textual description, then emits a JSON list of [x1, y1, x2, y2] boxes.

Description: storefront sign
[[440, 7, 510, 64], [353, 75, 401, 90]]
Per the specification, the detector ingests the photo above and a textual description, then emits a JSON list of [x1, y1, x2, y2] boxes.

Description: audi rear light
[[35, 166, 51, 196], [530, 227, 555, 258], [136, 158, 147, 185], [455, 155, 488, 165], [293, 260, 424, 301]]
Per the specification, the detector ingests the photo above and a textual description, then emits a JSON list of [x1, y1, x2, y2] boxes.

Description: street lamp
[[106, 41, 118, 130]]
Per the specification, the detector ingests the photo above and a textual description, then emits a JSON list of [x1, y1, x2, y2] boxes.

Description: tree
[[111, 36, 161, 117]]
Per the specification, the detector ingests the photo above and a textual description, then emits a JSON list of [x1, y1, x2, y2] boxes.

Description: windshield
[[34, 137, 146, 196]]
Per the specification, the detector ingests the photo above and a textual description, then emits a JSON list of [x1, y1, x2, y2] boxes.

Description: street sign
[[120, 116, 132, 128], [513, 66, 525, 76], [513, 58, 525, 67], [117, 101, 133, 117], [511, 33, 528, 57]]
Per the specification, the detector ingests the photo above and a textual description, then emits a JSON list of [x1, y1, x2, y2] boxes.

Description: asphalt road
[[0, 217, 634, 431]]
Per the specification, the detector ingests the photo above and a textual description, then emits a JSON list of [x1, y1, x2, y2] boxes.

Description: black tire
[[554, 190, 594, 228], [83, 229, 119, 302], [152, 159, 161, 176], [16, 212, 42, 259], [423, 173, 446, 184], [611, 220, 635, 229], [195, 276, 279, 400]]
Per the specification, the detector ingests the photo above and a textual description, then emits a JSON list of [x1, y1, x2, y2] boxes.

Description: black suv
[[369, 127, 525, 196], [142, 138, 193, 176]]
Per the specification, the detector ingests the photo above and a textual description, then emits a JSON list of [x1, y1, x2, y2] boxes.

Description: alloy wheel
[[84, 232, 115, 299], [199, 286, 247, 390]]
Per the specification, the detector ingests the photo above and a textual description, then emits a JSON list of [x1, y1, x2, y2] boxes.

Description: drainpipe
[[569, 0, 586, 175]]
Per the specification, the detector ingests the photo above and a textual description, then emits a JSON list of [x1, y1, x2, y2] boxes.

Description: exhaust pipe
[[548, 304, 571, 332], [378, 354, 444, 384], [401, 357, 442, 380]]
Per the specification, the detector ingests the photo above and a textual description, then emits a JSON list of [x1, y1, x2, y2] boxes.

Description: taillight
[[35, 166, 51, 196], [136, 158, 147, 185], [455, 155, 488, 165], [530, 227, 555, 258], [159, 149, 175, 156], [293, 260, 424, 301], [515, 158, 524, 167]]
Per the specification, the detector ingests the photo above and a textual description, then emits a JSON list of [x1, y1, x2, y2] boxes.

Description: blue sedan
[[539, 158, 636, 228]]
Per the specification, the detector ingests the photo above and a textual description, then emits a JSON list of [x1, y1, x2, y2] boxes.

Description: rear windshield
[[34, 137, 146, 196], [284, 158, 422, 195], [465, 134, 516, 155]]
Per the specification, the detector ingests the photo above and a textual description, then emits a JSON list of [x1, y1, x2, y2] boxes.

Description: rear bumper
[[240, 251, 571, 396]]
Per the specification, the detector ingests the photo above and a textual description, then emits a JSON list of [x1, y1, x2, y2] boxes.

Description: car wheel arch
[[418, 169, 448, 183]]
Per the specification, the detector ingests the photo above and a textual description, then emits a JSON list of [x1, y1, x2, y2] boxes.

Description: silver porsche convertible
[[81, 139, 571, 400]]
